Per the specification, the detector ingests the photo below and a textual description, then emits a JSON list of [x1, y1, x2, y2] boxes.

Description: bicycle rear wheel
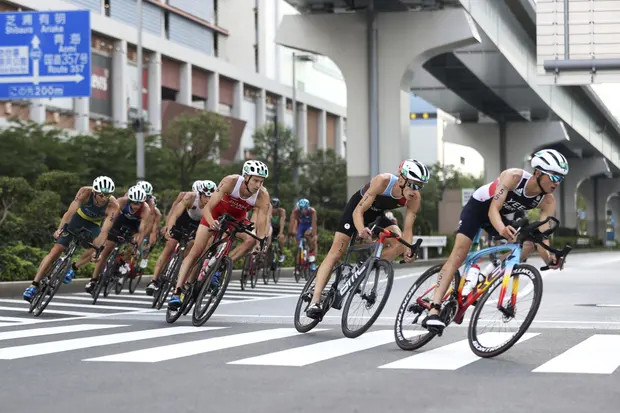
[[341, 259, 394, 338], [192, 256, 233, 327], [293, 271, 321, 333], [128, 270, 142, 294], [468, 264, 543, 358], [240, 255, 251, 290]]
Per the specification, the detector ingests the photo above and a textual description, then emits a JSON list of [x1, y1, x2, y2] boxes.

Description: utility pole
[[135, 0, 145, 181], [273, 110, 279, 198]]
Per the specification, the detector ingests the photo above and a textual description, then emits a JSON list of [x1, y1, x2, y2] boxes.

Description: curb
[[0, 259, 443, 298]]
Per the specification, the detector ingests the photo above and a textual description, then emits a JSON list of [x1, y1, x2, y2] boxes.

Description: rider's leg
[[152, 238, 178, 281], [32, 244, 66, 283], [229, 232, 255, 262], [377, 223, 409, 261], [90, 241, 117, 280], [173, 224, 213, 292], [74, 248, 96, 268], [309, 231, 351, 305]]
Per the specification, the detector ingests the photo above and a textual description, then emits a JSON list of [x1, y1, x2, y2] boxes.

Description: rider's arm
[[58, 186, 90, 231], [288, 208, 298, 235], [311, 207, 318, 237], [166, 193, 194, 230], [534, 194, 557, 264], [402, 193, 421, 243], [137, 203, 152, 240], [97, 197, 120, 244], [253, 189, 271, 239], [353, 174, 390, 233], [279, 208, 286, 236], [203, 175, 235, 227], [150, 207, 161, 234], [264, 202, 272, 236], [165, 191, 185, 221], [488, 169, 522, 234]]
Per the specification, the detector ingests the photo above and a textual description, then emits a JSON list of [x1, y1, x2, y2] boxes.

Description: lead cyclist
[[422, 149, 570, 335]]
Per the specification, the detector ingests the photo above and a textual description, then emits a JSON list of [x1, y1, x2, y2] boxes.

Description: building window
[[104, 0, 111, 17], [460, 156, 465, 165]]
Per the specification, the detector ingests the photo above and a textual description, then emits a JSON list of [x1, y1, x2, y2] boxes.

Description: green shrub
[[0, 242, 47, 281]]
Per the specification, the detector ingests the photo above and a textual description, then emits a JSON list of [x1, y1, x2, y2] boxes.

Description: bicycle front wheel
[[341, 259, 394, 339], [468, 263, 543, 358], [192, 256, 233, 327]]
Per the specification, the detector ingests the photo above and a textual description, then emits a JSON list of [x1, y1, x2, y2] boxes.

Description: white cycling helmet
[[242, 160, 269, 178], [398, 159, 430, 184], [191, 180, 202, 192], [127, 185, 147, 203], [137, 180, 153, 196], [92, 176, 115, 194], [202, 180, 217, 196], [531, 149, 569, 175]]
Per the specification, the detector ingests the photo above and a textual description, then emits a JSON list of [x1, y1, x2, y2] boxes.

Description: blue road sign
[[0, 10, 91, 100]]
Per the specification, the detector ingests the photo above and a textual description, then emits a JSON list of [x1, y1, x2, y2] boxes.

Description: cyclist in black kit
[[422, 149, 570, 334], [306, 159, 430, 319]]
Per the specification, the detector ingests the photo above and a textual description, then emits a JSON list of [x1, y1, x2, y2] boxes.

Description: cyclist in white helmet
[[85, 184, 152, 295], [135, 180, 161, 248], [306, 159, 429, 319], [422, 148, 569, 335], [163, 180, 205, 234], [145, 180, 217, 296], [168, 160, 271, 310], [23, 176, 120, 301]]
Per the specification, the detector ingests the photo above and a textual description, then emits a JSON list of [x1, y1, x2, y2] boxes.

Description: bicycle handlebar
[[511, 216, 573, 271], [369, 223, 424, 262], [217, 213, 266, 250], [60, 224, 103, 260]]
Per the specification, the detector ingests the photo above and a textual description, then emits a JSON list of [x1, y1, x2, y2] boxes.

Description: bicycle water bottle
[[462, 263, 482, 296]]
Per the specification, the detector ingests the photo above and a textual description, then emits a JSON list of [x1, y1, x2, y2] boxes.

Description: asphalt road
[[1, 251, 620, 412]]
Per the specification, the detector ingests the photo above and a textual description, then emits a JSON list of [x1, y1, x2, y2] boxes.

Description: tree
[[249, 122, 302, 208], [36, 171, 81, 210], [161, 110, 231, 189], [0, 177, 33, 227]]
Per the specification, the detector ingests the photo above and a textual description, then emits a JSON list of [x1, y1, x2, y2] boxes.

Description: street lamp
[[291, 51, 314, 191]]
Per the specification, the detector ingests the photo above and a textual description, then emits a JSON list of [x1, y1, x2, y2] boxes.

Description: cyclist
[[168, 160, 271, 310], [163, 180, 203, 230], [305, 159, 429, 319], [85, 185, 152, 294], [288, 198, 318, 270], [270, 198, 286, 263], [145, 180, 216, 296], [23, 176, 119, 301], [422, 149, 569, 335]]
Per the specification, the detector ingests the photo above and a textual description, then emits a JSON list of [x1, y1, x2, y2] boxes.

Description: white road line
[[0, 324, 127, 341], [71, 292, 154, 301], [228, 329, 397, 366], [0, 326, 225, 360], [0, 306, 108, 317], [378, 332, 539, 370], [533, 335, 620, 374], [54, 296, 153, 305], [0, 299, 146, 312], [84, 328, 323, 363]]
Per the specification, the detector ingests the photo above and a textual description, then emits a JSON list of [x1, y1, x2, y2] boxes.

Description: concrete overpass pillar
[[276, 10, 480, 197], [559, 157, 609, 230], [443, 121, 569, 184], [589, 177, 620, 240], [608, 196, 620, 241]]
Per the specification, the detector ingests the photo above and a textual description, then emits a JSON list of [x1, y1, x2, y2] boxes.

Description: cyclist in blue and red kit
[[288, 198, 318, 271]]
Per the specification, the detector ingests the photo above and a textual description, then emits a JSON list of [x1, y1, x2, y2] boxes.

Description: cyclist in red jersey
[[168, 160, 271, 310]]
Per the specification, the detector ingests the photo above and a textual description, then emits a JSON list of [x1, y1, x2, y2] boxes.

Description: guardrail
[[412, 235, 448, 260]]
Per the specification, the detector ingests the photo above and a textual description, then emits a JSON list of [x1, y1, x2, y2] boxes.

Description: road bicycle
[[29, 224, 101, 316], [240, 248, 265, 290], [91, 226, 135, 304], [151, 227, 195, 310], [163, 214, 263, 326], [394, 216, 572, 358], [293, 236, 315, 282], [294, 222, 422, 338], [115, 237, 148, 295], [265, 236, 283, 284]]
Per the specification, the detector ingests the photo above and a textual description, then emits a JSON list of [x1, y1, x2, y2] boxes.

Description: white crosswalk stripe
[[1, 279, 304, 324], [0, 323, 618, 375]]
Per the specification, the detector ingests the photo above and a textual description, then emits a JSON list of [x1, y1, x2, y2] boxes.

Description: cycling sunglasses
[[542, 171, 564, 183], [406, 181, 424, 191]]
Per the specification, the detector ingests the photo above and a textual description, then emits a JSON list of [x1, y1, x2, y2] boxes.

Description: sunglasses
[[542, 171, 564, 183], [406, 181, 424, 191], [95, 192, 111, 199], [130, 201, 143, 206]]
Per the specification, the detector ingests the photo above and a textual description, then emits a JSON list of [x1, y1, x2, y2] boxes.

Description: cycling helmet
[[398, 159, 430, 184], [191, 180, 202, 192], [271, 197, 280, 208], [202, 180, 217, 196], [127, 185, 147, 203], [137, 180, 153, 196], [92, 176, 115, 194], [242, 160, 269, 178], [297, 198, 310, 209], [531, 149, 569, 176]]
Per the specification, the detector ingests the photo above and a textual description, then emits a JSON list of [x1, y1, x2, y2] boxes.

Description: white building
[[0, 0, 347, 162]]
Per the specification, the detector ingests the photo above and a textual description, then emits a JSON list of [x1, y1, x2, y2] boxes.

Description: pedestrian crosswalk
[[0, 279, 305, 325], [2, 321, 620, 375]]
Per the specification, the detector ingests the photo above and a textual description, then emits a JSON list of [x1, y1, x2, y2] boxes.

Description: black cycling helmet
[[271, 197, 280, 208]]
